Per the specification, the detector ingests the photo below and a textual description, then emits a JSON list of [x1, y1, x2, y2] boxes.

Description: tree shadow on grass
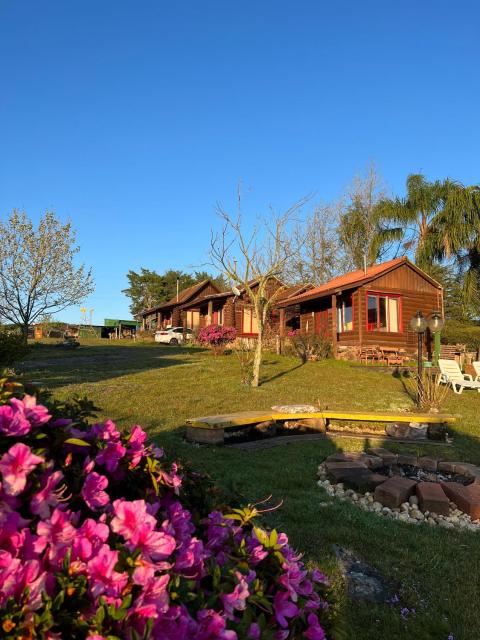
[[16, 342, 209, 389], [260, 362, 305, 385]]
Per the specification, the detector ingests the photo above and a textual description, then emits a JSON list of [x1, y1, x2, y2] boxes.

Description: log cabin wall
[[294, 263, 442, 354]]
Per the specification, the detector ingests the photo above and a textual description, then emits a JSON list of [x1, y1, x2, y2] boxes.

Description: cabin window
[[186, 310, 200, 330], [336, 295, 353, 332], [242, 307, 259, 335], [366, 293, 400, 332], [212, 309, 223, 325]]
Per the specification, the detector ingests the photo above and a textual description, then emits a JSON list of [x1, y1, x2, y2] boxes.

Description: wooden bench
[[185, 409, 455, 444]]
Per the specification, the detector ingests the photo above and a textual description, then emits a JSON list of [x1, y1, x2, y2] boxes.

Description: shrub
[[0, 330, 31, 369], [0, 385, 336, 639], [441, 320, 480, 353], [197, 325, 236, 355], [403, 370, 450, 412], [287, 332, 333, 364]]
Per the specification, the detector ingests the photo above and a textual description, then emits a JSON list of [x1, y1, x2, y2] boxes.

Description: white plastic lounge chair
[[438, 359, 480, 394], [471, 361, 480, 381]]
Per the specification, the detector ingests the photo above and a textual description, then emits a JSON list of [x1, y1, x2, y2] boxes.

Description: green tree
[[376, 173, 444, 268], [0, 210, 94, 342], [426, 181, 480, 310], [123, 269, 227, 317]]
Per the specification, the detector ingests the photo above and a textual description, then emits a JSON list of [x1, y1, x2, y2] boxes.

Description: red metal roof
[[277, 257, 441, 306]]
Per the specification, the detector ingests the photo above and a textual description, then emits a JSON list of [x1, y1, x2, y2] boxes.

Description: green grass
[[18, 339, 480, 640]]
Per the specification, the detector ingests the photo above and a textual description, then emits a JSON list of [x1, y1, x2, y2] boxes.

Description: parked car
[[154, 327, 193, 345]]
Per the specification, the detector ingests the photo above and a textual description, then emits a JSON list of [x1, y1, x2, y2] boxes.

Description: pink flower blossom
[[111, 498, 156, 540], [126, 425, 147, 468], [86, 544, 127, 599], [303, 613, 326, 640], [0, 402, 31, 437], [31, 470, 66, 518], [95, 441, 126, 473], [19, 395, 51, 427], [221, 571, 250, 620], [0, 443, 44, 495], [72, 518, 110, 561], [91, 419, 121, 442], [35, 508, 77, 565], [81, 472, 109, 510], [197, 609, 237, 640], [129, 523, 176, 562], [274, 591, 299, 628]]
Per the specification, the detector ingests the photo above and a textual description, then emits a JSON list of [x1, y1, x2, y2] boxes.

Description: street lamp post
[[409, 310, 428, 406], [427, 310, 445, 367]]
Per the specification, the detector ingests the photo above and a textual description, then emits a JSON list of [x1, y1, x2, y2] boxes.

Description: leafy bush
[[286, 332, 333, 364], [197, 325, 236, 355], [0, 385, 336, 639], [0, 330, 31, 368], [440, 320, 480, 352]]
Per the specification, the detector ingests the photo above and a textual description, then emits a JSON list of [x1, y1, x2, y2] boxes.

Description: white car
[[154, 327, 193, 345]]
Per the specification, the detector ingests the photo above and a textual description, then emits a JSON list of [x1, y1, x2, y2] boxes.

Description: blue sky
[[0, 1, 479, 323]]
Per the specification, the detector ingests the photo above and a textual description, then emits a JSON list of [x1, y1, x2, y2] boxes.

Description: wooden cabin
[[277, 257, 443, 356], [179, 281, 311, 337], [140, 280, 221, 330]]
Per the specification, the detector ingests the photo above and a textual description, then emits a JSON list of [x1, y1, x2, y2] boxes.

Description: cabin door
[[314, 309, 330, 338]]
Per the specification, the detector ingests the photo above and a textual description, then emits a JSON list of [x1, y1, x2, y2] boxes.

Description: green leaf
[[64, 437, 91, 447]]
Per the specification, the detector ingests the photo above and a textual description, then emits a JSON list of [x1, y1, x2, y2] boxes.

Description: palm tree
[[426, 181, 480, 311], [376, 174, 444, 268]]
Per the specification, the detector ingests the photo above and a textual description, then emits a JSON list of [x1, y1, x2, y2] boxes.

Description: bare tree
[[338, 163, 402, 270], [284, 204, 344, 285], [0, 210, 94, 341], [210, 191, 308, 387]]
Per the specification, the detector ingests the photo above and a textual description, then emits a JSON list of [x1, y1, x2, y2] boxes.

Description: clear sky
[[0, 1, 479, 324]]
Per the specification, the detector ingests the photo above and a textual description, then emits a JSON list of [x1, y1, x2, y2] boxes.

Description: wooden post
[[279, 308, 285, 337], [357, 290, 363, 350], [331, 294, 338, 358], [141, 317, 145, 331], [207, 300, 213, 325]]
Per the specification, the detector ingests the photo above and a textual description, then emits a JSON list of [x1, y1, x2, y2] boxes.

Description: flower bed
[[0, 382, 335, 639]]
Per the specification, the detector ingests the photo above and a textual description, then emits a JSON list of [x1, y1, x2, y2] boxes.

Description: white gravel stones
[[316, 461, 480, 533]]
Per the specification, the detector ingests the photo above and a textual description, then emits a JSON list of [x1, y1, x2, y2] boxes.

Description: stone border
[[317, 448, 480, 532]]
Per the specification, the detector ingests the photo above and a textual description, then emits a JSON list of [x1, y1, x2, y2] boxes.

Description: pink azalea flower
[[72, 518, 110, 561], [303, 613, 326, 640], [110, 499, 156, 540], [95, 441, 126, 473], [129, 523, 176, 562], [35, 508, 77, 565], [31, 469, 66, 518], [273, 591, 299, 628], [197, 609, 237, 640], [91, 419, 121, 442], [175, 537, 205, 579], [87, 544, 128, 598], [221, 571, 250, 620], [19, 395, 51, 426], [126, 425, 147, 468], [133, 573, 170, 616], [81, 472, 110, 510], [0, 402, 31, 437], [0, 443, 44, 495]]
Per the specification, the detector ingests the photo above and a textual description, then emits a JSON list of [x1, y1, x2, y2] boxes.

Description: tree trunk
[[251, 329, 263, 387], [21, 322, 29, 345]]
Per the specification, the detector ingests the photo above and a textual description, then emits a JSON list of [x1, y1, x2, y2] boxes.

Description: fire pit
[[317, 448, 480, 532]]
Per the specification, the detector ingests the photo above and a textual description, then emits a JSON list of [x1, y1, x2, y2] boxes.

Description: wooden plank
[[186, 411, 273, 429], [186, 409, 455, 430], [229, 431, 453, 451]]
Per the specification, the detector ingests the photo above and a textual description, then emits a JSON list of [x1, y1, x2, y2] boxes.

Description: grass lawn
[[18, 339, 480, 640]]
